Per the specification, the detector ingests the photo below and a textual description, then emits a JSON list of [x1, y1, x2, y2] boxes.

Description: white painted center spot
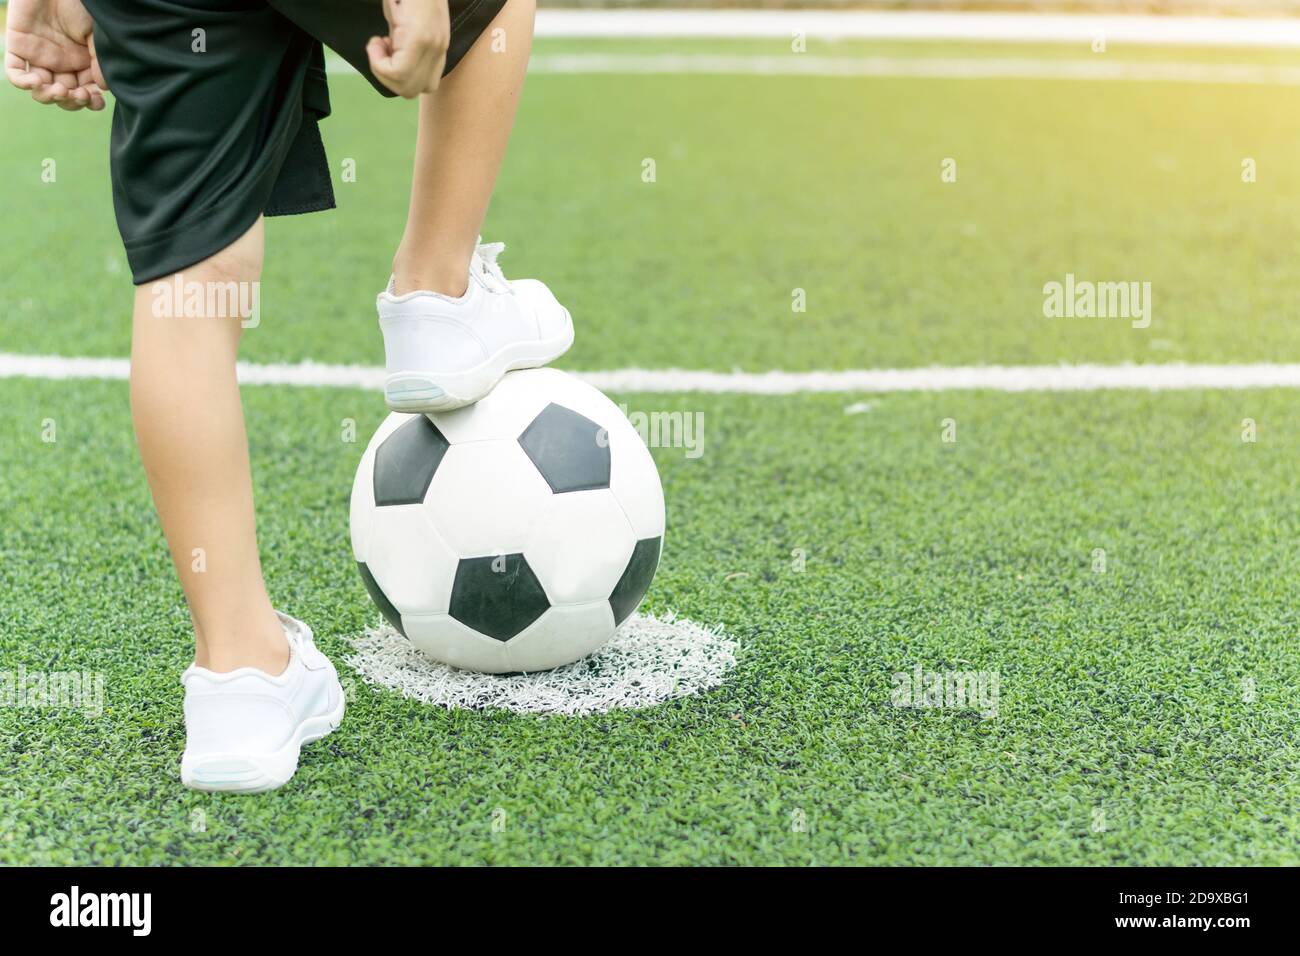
[[346, 612, 736, 715]]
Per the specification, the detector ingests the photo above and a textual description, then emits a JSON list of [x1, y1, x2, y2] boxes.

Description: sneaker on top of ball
[[377, 240, 575, 413], [180, 612, 345, 793]]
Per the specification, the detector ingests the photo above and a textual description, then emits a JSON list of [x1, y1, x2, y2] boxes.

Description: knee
[[137, 220, 264, 324]]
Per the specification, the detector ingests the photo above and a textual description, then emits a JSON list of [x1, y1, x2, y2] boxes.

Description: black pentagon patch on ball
[[450, 553, 550, 642], [609, 536, 662, 626], [373, 415, 449, 506], [357, 562, 406, 637], [517, 403, 611, 494]]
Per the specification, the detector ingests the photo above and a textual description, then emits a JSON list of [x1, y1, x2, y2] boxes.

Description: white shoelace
[[473, 240, 510, 293]]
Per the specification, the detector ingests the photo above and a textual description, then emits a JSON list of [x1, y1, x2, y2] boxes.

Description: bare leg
[[130, 218, 287, 674], [391, 0, 535, 297]]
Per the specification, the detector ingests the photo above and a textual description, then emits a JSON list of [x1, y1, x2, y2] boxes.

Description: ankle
[[391, 252, 471, 298], [195, 615, 290, 675]]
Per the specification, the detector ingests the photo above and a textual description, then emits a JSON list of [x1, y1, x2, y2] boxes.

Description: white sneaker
[[377, 240, 575, 412], [180, 612, 345, 793]]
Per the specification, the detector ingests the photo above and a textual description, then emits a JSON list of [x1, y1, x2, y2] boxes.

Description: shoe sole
[[384, 309, 574, 414], [180, 687, 346, 794]]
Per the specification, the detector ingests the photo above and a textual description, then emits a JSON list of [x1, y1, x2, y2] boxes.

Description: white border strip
[[534, 10, 1300, 49], [13, 12, 1300, 61], [524, 52, 1300, 84], [4, 353, 1300, 394]]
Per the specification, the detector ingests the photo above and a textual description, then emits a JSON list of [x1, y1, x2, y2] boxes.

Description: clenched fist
[[366, 0, 451, 97]]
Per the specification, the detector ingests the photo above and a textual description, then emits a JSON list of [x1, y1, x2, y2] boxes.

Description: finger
[[73, 68, 108, 109], [31, 82, 71, 105], [370, 62, 413, 98], [368, 36, 428, 98], [27, 65, 56, 87], [88, 33, 109, 91], [381, 46, 424, 98], [54, 71, 84, 108], [5, 52, 39, 90], [365, 35, 393, 69], [8, 58, 56, 92], [366, 36, 405, 95], [63, 82, 106, 111]]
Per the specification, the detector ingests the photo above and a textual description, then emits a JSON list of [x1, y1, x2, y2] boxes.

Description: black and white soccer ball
[[350, 368, 664, 673]]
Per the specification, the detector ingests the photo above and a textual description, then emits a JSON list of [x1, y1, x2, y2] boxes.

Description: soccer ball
[[349, 368, 664, 673]]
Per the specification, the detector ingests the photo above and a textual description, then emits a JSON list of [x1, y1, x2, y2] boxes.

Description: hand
[[366, 0, 450, 98], [5, 0, 106, 111]]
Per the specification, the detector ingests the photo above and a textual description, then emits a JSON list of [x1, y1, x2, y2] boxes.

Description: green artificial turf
[[3, 37, 1300, 864], [2, 378, 1299, 865], [5, 38, 1300, 370]]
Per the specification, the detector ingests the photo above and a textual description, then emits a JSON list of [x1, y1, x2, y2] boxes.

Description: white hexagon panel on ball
[[350, 368, 666, 672]]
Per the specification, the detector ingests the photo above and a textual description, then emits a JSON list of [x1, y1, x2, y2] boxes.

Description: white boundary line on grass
[[15, 11, 1300, 89], [5, 353, 1300, 394], [309, 9, 1300, 85], [517, 52, 1300, 85], [532, 10, 1300, 48]]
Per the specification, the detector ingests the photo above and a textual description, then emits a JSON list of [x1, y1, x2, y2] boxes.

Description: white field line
[[518, 52, 1300, 85], [324, 49, 1300, 86], [531, 10, 1300, 48], [5, 353, 1300, 394]]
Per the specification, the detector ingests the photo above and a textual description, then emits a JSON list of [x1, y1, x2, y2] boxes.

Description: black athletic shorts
[[83, 0, 507, 284]]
